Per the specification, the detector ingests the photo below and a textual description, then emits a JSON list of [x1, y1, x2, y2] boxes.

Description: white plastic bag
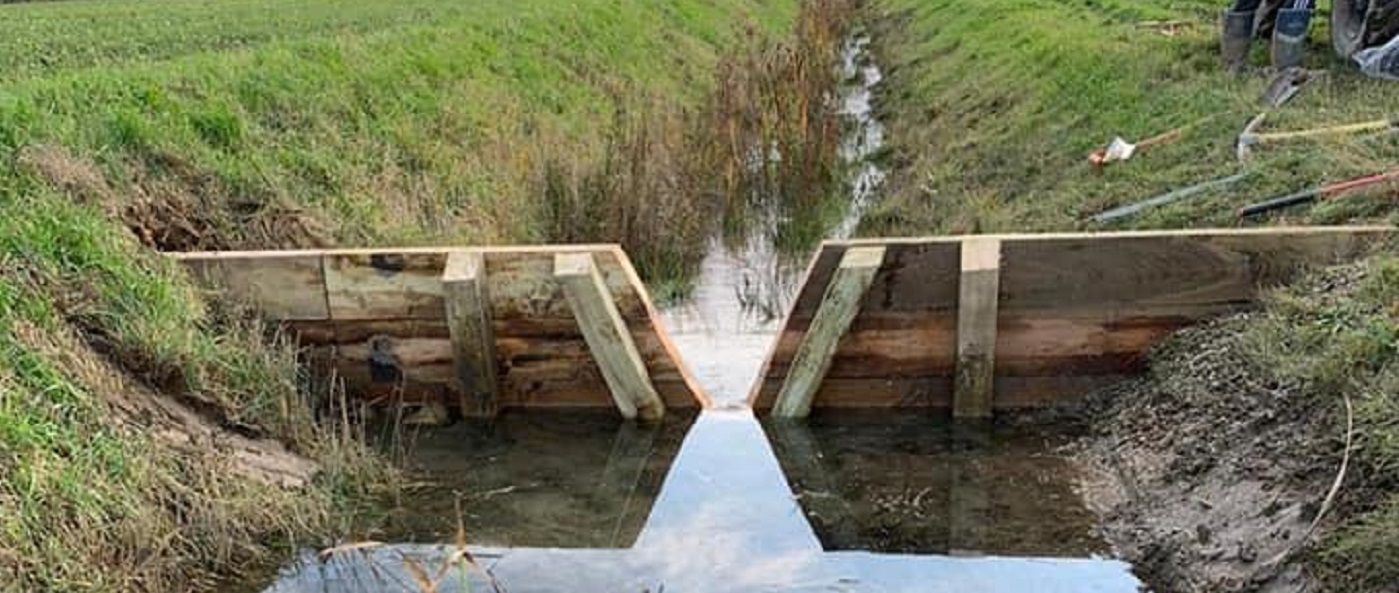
[[1354, 35, 1399, 81]]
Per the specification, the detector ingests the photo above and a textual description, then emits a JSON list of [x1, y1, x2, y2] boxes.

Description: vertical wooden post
[[442, 250, 499, 417], [772, 246, 885, 418], [954, 237, 1001, 419], [555, 252, 666, 421]]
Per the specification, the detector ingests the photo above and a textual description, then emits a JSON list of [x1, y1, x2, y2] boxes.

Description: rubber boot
[[1221, 10, 1257, 72], [1270, 8, 1314, 70]]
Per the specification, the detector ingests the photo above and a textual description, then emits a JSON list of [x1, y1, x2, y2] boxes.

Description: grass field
[[865, 0, 1399, 234], [0, 0, 799, 591]]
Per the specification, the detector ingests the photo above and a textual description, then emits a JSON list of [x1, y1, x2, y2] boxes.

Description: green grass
[[862, 0, 1398, 587], [1243, 252, 1399, 590], [0, 0, 795, 249], [864, 0, 1399, 235], [0, 0, 801, 590]]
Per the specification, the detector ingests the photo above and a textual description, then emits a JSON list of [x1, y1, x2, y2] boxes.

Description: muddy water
[[248, 32, 1140, 593]]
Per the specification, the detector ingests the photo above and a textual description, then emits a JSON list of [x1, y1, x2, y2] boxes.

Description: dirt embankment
[[1073, 257, 1397, 593]]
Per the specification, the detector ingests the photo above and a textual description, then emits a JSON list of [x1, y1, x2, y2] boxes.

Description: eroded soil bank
[[1070, 253, 1399, 593]]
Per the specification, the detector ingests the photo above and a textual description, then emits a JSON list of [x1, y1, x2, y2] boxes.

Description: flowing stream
[[659, 31, 888, 408]]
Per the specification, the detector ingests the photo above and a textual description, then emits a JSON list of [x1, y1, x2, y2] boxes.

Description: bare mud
[[1073, 316, 1346, 593]]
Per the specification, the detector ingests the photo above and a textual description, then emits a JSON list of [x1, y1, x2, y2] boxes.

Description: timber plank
[[753, 226, 1392, 412], [176, 245, 704, 412], [325, 252, 447, 320], [954, 237, 1001, 419], [772, 246, 885, 418], [443, 250, 499, 417], [556, 252, 666, 421], [180, 253, 328, 320]]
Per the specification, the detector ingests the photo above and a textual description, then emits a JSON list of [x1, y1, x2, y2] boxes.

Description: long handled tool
[[1091, 171, 1252, 223], [1237, 168, 1399, 217], [1089, 115, 1221, 168], [1236, 113, 1399, 161]]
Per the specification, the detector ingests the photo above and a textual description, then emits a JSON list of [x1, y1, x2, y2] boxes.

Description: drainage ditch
[[240, 26, 1143, 593]]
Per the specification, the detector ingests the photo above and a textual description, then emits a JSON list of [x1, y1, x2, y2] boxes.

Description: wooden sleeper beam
[[771, 246, 886, 418], [953, 237, 1002, 419], [555, 252, 666, 421], [442, 250, 499, 417]]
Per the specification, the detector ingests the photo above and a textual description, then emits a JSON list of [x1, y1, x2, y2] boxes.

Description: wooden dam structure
[[175, 226, 1392, 419], [176, 245, 706, 419]]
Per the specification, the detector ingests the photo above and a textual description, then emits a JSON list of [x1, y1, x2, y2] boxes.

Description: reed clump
[[535, 0, 858, 299]]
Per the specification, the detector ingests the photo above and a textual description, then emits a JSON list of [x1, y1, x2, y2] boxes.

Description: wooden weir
[[753, 226, 1393, 418], [174, 226, 1390, 420], [174, 245, 706, 418]]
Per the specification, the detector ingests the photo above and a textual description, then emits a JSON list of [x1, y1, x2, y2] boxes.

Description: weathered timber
[[325, 251, 447, 320], [555, 252, 666, 421], [954, 237, 1001, 419], [442, 250, 499, 417], [172, 246, 705, 412], [180, 252, 328, 319], [771, 246, 886, 418], [751, 226, 1392, 413]]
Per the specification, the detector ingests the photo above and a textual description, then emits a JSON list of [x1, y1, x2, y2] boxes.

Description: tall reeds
[[535, 0, 857, 296]]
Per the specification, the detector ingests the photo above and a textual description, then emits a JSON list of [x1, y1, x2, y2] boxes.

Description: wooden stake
[[954, 237, 1001, 419], [772, 246, 885, 418], [443, 250, 499, 417], [555, 252, 665, 421]]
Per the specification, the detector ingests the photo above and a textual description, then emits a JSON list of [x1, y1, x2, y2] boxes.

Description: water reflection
[[378, 411, 694, 548], [766, 413, 1108, 557], [257, 411, 1139, 593], [660, 236, 803, 408]]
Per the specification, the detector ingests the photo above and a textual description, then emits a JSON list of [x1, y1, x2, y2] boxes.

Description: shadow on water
[[380, 411, 696, 548], [765, 413, 1107, 557]]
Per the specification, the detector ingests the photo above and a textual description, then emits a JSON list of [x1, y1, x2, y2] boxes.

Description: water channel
[[249, 33, 1142, 593]]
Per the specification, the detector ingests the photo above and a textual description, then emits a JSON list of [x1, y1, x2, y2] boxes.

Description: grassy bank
[[865, 0, 1399, 234], [1256, 251, 1399, 589], [0, 0, 799, 590], [859, 0, 1398, 588]]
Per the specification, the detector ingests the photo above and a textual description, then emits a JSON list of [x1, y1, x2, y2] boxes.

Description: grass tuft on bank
[[0, 188, 393, 592], [1247, 252, 1399, 589], [866, 0, 1399, 235]]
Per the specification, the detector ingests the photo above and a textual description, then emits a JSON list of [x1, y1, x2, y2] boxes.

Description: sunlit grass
[[864, 0, 1399, 235]]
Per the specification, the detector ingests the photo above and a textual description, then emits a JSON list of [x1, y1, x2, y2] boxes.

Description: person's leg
[[1223, 0, 1262, 70], [1272, 0, 1316, 68]]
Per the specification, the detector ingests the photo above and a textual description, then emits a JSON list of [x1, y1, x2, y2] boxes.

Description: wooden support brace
[[772, 246, 885, 418], [555, 252, 666, 421], [443, 250, 499, 417], [954, 237, 1002, 419]]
